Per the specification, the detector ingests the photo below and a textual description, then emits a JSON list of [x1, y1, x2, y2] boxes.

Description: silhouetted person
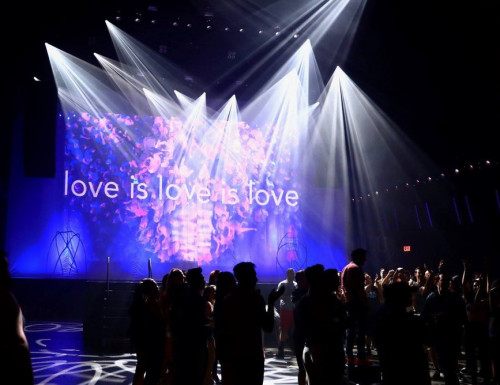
[[373, 281, 431, 385], [171, 267, 207, 385], [294, 264, 347, 385], [207, 269, 222, 384], [160, 268, 186, 384], [222, 262, 283, 385], [128, 278, 165, 385], [292, 269, 309, 385], [489, 279, 500, 385], [214, 271, 236, 385], [275, 267, 297, 359], [461, 261, 491, 385], [213, 271, 237, 385], [422, 272, 466, 385], [341, 247, 370, 365], [0, 250, 34, 385], [203, 284, 217, 385]]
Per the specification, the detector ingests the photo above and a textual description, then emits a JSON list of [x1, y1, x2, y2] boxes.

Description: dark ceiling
[[3, 0, 500, 171]]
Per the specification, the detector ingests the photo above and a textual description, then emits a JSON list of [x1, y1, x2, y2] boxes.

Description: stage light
[[258, 30, 263, 34], [224, 27, 229, 31], [173, 22, 179, 26], [187, 24, 192, 28], [38, 17, 384, 280]]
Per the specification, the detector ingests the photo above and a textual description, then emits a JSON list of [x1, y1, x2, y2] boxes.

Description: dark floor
[[25, 321, 476, 385]]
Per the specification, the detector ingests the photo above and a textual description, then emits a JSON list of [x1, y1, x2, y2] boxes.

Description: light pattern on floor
[[25, 322, 299, 385]]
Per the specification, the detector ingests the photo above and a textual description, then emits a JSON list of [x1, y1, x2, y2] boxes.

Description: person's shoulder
[[425, 291, 438, 301], [0, 288, 18, 302], [295, 292, 311, 308], [0, 289, 20, 314], [341, 263, 351, 273]]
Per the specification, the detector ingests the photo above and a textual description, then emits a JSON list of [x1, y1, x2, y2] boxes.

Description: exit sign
[[403, 245, 411, 252]]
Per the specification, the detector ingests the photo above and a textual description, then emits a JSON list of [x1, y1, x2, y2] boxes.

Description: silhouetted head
[[139, 278, 159, 301], [295, 269, 308, 289], [351, 248, 367, 266], [161, 273, 169, 289], [233, 262, 258, 289], [208, 269, 221, 286], [286, 268, 295, 281], [437, 272, 451, 294], [304, 264, 325, 292], [215, 271, 237, 299], [167, 268, 185, 289], [383, 281, 412, 309], [450, 274, 462, 293], [186, 267, 205, 291], [325, 268, 340, 293]]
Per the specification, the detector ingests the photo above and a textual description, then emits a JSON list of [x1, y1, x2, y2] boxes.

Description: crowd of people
[[2, 245, 500, 385], [127, 249, 500, 385], [127, 262, 283, 385]]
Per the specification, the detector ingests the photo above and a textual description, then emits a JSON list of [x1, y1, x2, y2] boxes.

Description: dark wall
[[12, 279, 87, 321]]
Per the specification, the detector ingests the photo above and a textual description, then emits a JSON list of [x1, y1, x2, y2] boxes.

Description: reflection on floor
[[26, 321, 471, 385], [25, 321, 299, 385]]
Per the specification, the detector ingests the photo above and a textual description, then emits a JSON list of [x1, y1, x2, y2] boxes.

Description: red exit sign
[[403, 245, 411, 252]]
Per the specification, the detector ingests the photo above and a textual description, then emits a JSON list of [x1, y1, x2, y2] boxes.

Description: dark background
[[3, 0, 499, 175]]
